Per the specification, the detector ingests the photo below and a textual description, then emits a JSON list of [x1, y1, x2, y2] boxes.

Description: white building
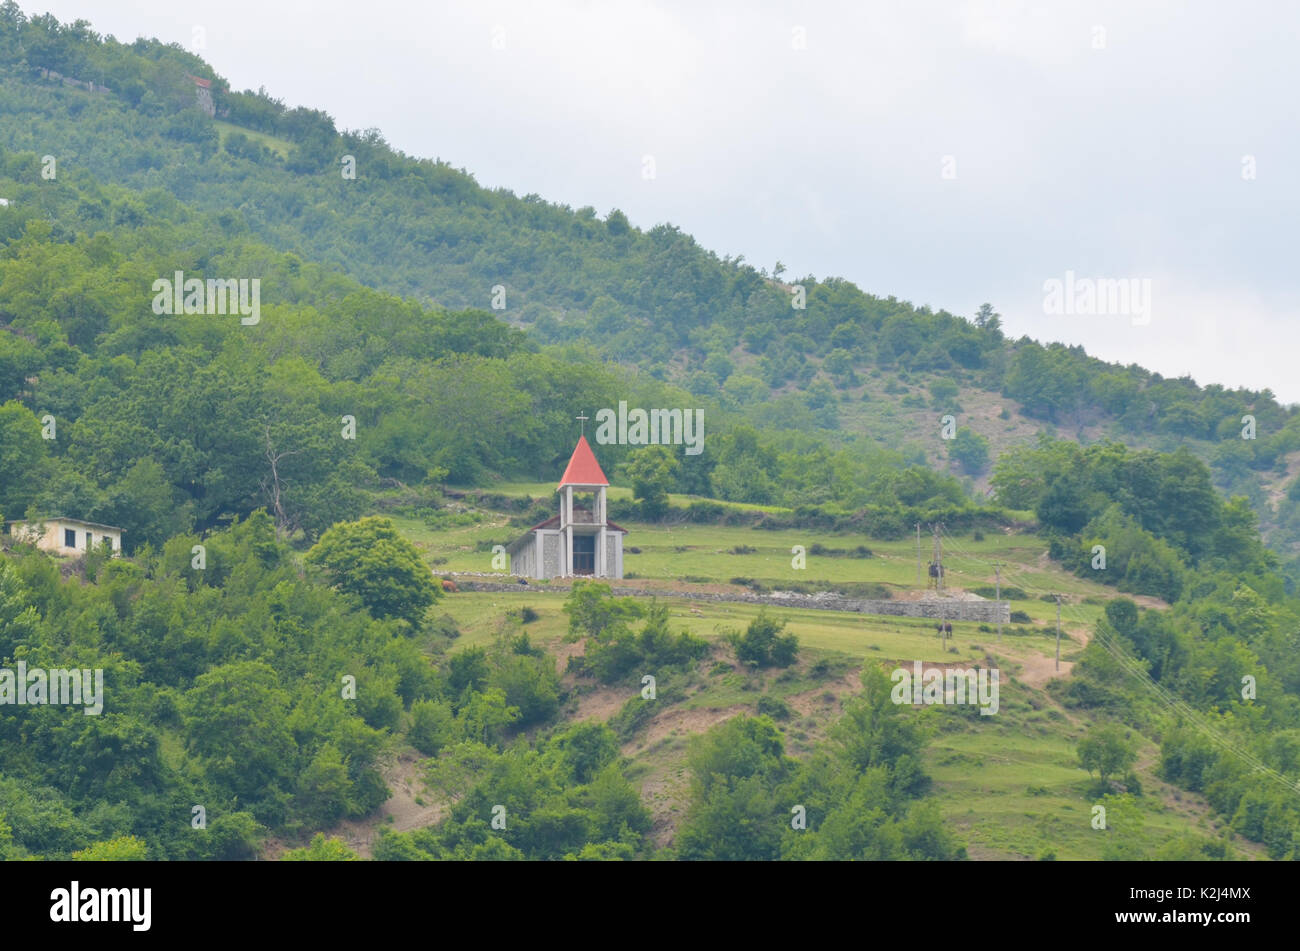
[[8, 517, 124, 556], [507, 436, 627, 579]]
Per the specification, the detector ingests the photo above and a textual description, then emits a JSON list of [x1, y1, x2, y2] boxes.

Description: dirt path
[[1006, 649, 1072, 688]]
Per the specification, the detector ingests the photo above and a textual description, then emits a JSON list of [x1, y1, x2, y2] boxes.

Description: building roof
[[524, 513, 627, 534], [8, 516, 125, 533], [557, 435, 609, 488], [506, 508, 628, 554]]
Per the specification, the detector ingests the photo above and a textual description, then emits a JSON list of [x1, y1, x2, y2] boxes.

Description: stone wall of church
[[605, 531, 622, 578], [511, 536, 537, 578], [542, 532, 562, 579]]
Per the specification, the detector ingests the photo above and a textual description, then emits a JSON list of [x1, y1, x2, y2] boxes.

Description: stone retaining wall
[[452, 579, 1010, 624]]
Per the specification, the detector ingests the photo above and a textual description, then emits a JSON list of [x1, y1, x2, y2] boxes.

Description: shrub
[[609, 694, 657, 741], [281, 834, 358, 861], [728, 611, 800, 668], [972, 585, 1027, 600], [756, 695, 792, 720], [583, 603, 708, 684], [428, 613, 460, 639], [491, 653, 560, 726], [409, 699, 455, 755]]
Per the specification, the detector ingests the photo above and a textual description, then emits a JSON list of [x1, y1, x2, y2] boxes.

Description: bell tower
[[557, 418, 610, 577]]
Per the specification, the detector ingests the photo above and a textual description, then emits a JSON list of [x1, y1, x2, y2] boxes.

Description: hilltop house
[[186, 74, 216, 117], [8, 517, 123, 556], [506, 436, 627, 579]]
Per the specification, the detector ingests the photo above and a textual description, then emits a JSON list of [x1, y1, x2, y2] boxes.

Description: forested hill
[[4, 5, 1300, 867], [1, 7, 1300, 565]]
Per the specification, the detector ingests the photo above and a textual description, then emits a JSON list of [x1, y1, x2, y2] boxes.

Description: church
[[506, 435, 627, 579]]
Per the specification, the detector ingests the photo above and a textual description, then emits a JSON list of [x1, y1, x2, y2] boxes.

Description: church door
[[572, 534, 596, 575]]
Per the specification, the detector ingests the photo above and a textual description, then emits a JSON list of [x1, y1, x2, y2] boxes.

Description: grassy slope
[[341, 496, 1260, 861], [211, 119, 293, 159]]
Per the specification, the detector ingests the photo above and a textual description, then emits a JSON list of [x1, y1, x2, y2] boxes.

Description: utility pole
[[915, 523, 922, 587], [994, 564, 1003, 642], [932, 523, 943, 593], [1055, 595, 1062, 671]]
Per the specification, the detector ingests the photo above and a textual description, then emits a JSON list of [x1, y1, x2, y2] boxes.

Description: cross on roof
[[576, 413, 589, 436]]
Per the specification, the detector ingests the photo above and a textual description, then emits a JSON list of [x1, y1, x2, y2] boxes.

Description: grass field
[[212, 120, 293, 159], [397, 508, 1115, 634], [434, 588, 1008, 665]]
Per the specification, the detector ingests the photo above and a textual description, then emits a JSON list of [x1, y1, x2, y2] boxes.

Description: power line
[[934, 524, 1300, 795]]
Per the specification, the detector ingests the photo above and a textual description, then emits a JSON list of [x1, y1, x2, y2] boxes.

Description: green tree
[[1077, 723, 1138, 790], [834, 664, 928, 781], [0, 401, 49, 518], [182, 661, 297, 803], [294, 743, 353, 827], [447, 646, 491, 698], [677, 716, 790, 860], [974, 303, 1001, 333], [728, 611, 799, 668], [409, 699, 455, 755], [306, 516, 439, 626], [623, 444, 679, 520], [0, 558, 39, 660], [563, 580, 641, 638], [948, 427, 990, 475]]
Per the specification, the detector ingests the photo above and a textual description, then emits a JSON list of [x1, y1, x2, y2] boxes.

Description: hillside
[[0, 10, 1298, 567], [0, 6, 1298, 865]]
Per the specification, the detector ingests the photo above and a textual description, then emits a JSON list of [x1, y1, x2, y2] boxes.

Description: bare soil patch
[[263, 752, 443, 860]]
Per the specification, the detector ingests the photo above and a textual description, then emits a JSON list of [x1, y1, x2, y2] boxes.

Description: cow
[[440, 578, 458, 593]]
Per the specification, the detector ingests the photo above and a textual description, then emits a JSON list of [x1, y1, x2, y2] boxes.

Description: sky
[[25, 0, 1300, 403]]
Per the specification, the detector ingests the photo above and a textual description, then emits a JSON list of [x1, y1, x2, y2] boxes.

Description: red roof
[[557, 436, 609, 488], [186, 74, 212, 88]]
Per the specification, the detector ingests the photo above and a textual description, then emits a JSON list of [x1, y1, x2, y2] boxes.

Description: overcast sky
[[26, 0, 1300, 403]]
